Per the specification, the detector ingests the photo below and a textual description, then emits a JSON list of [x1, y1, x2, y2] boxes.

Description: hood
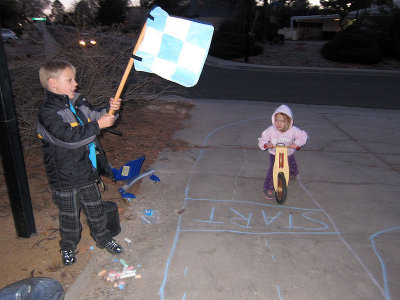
[[271, 104, 294, 130]]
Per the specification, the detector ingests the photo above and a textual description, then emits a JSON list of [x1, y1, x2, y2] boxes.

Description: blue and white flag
[[133, 6, 214, 87]]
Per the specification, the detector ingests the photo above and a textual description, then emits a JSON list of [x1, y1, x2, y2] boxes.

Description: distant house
[[283, 0, 400, 41], [284, 14, 342, 41]]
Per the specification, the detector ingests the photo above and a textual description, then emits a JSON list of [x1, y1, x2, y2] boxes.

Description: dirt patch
[[0, 99, 193, 291]]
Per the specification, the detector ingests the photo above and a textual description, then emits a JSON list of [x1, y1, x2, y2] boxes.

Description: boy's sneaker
[[97, 239, 123, 254], [61, 249, 76, 266], [263, 189, 274, 200]]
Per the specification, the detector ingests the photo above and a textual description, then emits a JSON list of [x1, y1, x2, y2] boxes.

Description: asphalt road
[[189, 65, 400, 109]]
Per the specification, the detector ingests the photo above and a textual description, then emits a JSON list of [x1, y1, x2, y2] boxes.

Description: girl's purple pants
[[263, 153, 298, 192]]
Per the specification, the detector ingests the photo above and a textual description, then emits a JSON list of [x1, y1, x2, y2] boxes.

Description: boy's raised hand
[[97, 114, 116, 129], [110, 97, 121, 111], [98, 98, 121, 129]]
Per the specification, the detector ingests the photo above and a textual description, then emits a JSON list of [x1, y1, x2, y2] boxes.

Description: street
[[189, 65, 400, 109]]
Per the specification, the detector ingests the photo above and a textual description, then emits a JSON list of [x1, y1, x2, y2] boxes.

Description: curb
[[205, 56, 400, 76], [64, 252, 100, 300]]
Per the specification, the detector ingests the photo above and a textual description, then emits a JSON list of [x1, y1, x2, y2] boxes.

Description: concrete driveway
[[67, 98, 400, 300], [144, 99, 400, 300]]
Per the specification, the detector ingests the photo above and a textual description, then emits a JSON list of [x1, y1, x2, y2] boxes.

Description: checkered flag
[[133, 6, 214, 87]]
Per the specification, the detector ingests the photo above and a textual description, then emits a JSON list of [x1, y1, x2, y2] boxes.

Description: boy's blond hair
[[39, 60, 76, 90], [275, 112, 292, 132]]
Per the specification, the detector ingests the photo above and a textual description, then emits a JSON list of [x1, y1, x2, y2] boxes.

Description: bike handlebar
[[264, 143, 301, 150]]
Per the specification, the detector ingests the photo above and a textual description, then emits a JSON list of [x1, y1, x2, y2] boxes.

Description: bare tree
[[73, 0, 98, 27], [7, 24, 184, 154], [320, 0, 393, 28], [50, 0, 65, 23], [97, 0, 128, 26], [0, 0, 20, 27], [17, 0, 52, 20]]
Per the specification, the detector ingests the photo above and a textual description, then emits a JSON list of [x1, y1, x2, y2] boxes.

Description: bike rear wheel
[[275, 172, 287, 204]]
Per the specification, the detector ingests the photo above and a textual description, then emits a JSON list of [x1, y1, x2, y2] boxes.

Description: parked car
[[1, 28, 19, 42], [78, 32, 97, 47]]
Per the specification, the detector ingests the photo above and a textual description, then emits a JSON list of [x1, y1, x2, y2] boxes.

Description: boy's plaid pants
[[52, 183, 111, 251]]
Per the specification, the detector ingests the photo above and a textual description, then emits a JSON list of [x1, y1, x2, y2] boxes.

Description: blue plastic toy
[[110, 156, 160, 201]]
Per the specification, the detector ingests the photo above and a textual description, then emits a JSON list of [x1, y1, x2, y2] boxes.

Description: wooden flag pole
[[108, 23, 147, 115]]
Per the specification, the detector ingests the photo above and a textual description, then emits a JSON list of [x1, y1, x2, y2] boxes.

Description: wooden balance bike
[[272, 143, 291, 205]]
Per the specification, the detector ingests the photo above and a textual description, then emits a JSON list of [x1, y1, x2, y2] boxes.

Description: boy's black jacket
[[37, 90, 114, 190]]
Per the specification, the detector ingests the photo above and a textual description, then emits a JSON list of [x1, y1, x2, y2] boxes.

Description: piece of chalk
[[119, 270, 136, 279], [119, 259, 129, 268]]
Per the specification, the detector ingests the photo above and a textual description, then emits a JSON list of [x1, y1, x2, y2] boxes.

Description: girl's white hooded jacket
[[258, 104, 308, 156]]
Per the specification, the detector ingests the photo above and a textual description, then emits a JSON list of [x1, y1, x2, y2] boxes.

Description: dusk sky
[[58, 0, 320, 11], [58, 0, 139, 11]]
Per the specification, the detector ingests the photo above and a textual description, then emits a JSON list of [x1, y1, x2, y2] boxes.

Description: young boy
[[37, 60, 123, 266]]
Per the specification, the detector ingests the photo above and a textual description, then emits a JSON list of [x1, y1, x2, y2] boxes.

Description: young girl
[[258, 104, 308, 199]]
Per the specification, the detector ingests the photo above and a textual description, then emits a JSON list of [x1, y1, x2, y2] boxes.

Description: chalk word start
[[180, 200, 337, 235]]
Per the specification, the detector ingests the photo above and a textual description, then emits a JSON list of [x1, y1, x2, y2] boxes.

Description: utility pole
[[0, 39, 36, 238]]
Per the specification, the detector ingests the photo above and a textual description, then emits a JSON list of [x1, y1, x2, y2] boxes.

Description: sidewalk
[[66, 96, 400, 299]]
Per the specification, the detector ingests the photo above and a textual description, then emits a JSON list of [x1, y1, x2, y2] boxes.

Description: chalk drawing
[[229, 207, 253, 228], [159, 118, 262, 300], [233, 149, 248, 200], [297, 176, 384, 297], [286, 211, 329, 231], [262, 210, 282, 226], [277, 286, 283, 300], [194, 207, 224, 224], [370, 226, 400, 300], [186, 197, 324, 212], [187, 201, 332, 234], [272, 254, 276, 263], [159, 117, 388, 299], [265, 239, 277, 262]]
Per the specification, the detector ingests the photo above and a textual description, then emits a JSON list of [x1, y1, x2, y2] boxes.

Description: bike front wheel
[[275, 172, 287, 204]]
